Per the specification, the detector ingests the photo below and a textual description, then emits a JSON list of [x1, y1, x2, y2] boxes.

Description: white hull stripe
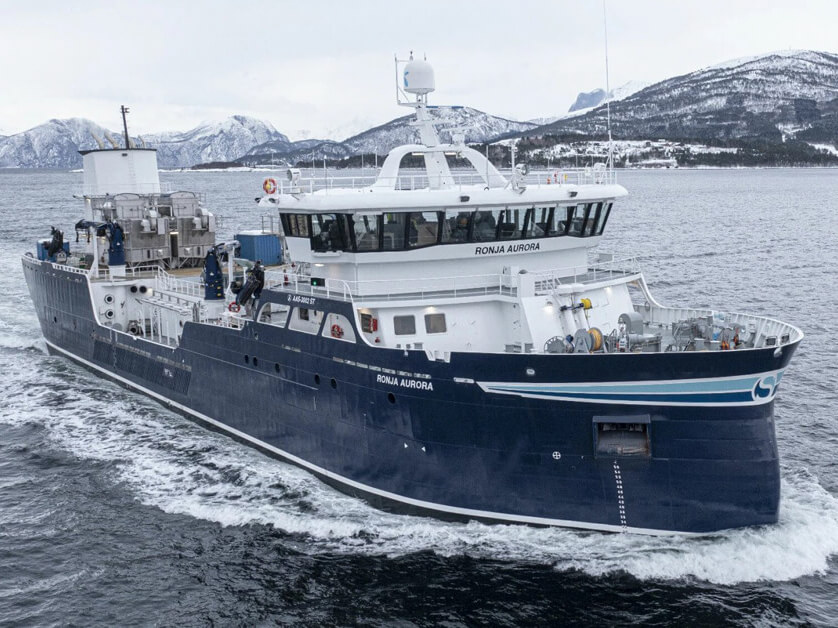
[[478, 370, 784, 407], [45, 340, 696, 536]]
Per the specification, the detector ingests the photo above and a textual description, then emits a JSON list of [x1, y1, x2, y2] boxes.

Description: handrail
[[78, 181, 176, 196], [264, 253, 638, 303], [272, 166, 616, 195], [155, 267, 204, 297]]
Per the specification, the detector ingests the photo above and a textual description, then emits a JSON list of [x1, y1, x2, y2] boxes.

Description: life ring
[[330, 324, 344, 339], [263, 177, 278, 195], [228, 302, 241, 313]]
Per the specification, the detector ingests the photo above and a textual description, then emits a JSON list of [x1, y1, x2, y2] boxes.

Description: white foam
[[6, 356, 838, 585]]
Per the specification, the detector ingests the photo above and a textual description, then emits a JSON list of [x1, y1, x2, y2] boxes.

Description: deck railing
[[155, 268, 204, 298], [270, 166, 616, 195], [264, 253, 637, 304]]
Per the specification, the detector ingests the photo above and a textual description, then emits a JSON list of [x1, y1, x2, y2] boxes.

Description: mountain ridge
[[2, 49, 836, 169], [527, 49, 838, 143]]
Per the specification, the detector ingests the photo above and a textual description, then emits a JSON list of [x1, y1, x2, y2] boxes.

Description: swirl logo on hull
[[753, 371, 783, 400]]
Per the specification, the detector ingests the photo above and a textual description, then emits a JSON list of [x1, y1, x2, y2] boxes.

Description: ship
[[22, 56, 802, 534]]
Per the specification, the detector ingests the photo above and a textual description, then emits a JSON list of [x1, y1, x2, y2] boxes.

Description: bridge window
[[532, 206, 558, 237], [584, 203, 603, 236], [297, 202, 613, 253], [566, 204, 591, 237], [441, 210, 472, 243], [281, 214, 311, 237], [311, 214, 350, 252], [394, 315, 416, 335], [424, 313, 447, 334], [382, 213, 408, 250], [408, 212, 441, 248], [351, 213, 381, 251], [497, 207, 531, 240], [597, 203, 613, 235], [472, 210, 500, 241]]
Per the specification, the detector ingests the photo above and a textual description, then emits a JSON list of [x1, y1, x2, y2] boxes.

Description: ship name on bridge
[[474, 242, 540, 256]]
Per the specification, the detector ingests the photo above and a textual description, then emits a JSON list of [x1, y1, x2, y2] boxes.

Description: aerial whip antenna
[[603, 0, 613, 176]]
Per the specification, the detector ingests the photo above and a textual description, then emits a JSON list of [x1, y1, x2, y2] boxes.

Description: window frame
[[597, 202, 613, 236], [393, 315, 417, 336], [424, 312, 447, 334]]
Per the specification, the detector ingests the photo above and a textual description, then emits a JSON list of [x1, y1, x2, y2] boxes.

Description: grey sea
[[1, 167, 837, 626]]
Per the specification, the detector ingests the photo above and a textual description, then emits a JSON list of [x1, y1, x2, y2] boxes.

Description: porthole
[[244, 355, 250, 364], [254, 331, 259, 340], [274, 363, 281, 374], [105, 309, 115, 319], [130, 285, 138, 293], [387, 392, 396, 404], [139, 285, 148, 294], [253, 357, 259, 367], [104, 293, 115, 304], [314, 374, 321, 385], [330, 378, 337, 389], [53, 316, 57, 323]]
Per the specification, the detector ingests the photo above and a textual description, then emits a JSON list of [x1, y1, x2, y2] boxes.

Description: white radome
[[403, 58, 435, 95]]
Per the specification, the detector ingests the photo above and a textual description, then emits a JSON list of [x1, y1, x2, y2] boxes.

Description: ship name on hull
[[377, 373, 434, 391]]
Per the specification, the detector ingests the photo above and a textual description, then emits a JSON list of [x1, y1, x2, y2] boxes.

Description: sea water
[[1, 167, 837, 625]]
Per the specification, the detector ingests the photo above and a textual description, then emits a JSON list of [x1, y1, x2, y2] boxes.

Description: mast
[[120, 105, 131, 149], [603, 1, 613, 174]]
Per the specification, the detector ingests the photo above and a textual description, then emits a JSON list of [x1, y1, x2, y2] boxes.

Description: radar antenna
[[120, 105, 131, 150]]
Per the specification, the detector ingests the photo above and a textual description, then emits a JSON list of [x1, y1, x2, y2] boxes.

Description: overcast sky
[[2, 0, 836, 141]]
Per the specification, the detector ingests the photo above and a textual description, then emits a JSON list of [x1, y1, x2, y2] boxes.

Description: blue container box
[[235, 232, 282, 265], [36, 240, 71, 261]]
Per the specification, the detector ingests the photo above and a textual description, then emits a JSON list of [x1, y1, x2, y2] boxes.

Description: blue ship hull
[[23, 258, 799, 534]]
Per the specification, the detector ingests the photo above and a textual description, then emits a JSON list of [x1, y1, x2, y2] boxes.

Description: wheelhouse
[[280, 202, 613, 254]]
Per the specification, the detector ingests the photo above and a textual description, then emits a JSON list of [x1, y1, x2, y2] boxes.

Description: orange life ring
[[263, 177, 278, 195], [330, 324, 344, 338], [228, 302, 241, 313]]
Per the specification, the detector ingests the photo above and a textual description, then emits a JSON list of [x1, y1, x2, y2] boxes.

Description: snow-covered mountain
[[0, 115, 289, 168], [143, 115, 288, 167], [0, 118, 115, 168], [534, 50, 838, 142], [5, 50, 837, 168], [246, 107, 537, 163], [566, 81, 651, 115], [568, 88, 607, 113]]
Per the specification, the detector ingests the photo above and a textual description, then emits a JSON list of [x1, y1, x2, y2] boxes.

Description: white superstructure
[[82, 148, 161, 196]]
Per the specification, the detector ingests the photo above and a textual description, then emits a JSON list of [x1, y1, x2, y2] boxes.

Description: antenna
[[603, 0, 613, 175], [120, 105, 131, 149]]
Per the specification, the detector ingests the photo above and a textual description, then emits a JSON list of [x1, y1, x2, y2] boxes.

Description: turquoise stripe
[[497, 377, 760, 395], [487, 387, 755, 404]]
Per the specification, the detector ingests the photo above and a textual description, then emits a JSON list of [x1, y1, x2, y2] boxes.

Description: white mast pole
[[603, 0, 614, 176]]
